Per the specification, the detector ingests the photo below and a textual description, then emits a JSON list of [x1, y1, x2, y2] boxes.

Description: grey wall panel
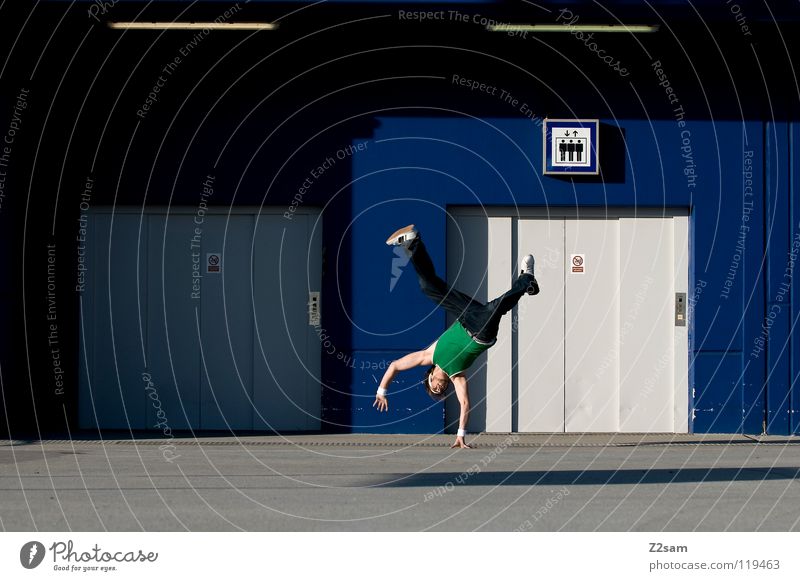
[[446, 215, 489, 433], [304, 216, 323, 428], [518, 218, 565, 432], [200, 215, 255, 430], [619, 218, 675, 432], [565, 218, 620, 431], [484, 218, 513, 432], [253, 214, 319, 431], [82, 208, 322, 432], [147, 214, 201, 431], [80, 213, 148, 430], [78, 213, 103, 430]]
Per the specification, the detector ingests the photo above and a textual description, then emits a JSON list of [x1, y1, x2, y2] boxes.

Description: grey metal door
[[79, 208, 322, 431]]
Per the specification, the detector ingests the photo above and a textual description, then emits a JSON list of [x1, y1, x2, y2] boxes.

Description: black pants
[[404, 237, 535, 343]]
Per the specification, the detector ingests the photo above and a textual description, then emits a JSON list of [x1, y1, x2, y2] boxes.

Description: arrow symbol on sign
[[573, 130, 578, 136], [564, 130, 570, 136]]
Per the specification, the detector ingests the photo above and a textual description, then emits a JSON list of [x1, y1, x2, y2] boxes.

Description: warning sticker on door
[[570, 254, 585, 274], [206, 253, 222, 274]]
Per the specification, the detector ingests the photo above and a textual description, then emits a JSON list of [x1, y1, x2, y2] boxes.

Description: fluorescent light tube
[[108, 22, 278, 30], [488, 24, 660, 33]]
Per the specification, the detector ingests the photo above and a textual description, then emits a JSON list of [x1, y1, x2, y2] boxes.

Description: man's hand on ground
[[373, 395, 388, 412], [451, 436, 472, 449]]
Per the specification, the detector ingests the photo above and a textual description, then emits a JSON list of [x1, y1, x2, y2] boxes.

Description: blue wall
[[3, 0, 798, 437], [327, 116, 799, 435]]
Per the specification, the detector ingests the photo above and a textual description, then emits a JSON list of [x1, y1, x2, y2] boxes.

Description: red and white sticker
[[570, 254, 585, 274], [206, 253, 222, 274]]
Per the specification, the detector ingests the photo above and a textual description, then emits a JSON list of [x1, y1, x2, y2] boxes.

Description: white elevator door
[[79, 209, 321, 432], [449, 211, 688, 434], [563, 218, 621, 431], [517, 219, 565, 432]]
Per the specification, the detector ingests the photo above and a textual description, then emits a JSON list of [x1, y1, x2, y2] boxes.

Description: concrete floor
[[1, 433, 799, 531]]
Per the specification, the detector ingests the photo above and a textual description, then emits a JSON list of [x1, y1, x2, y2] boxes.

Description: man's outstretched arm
[[451, 375, 471, 449], [373, 348, 433, 412]]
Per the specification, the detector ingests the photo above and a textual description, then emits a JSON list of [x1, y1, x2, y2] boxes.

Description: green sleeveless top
[[432, 322, 494, 377]]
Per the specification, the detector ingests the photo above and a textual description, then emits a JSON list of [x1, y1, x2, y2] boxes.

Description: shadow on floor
[[368, 467, 800, 487]]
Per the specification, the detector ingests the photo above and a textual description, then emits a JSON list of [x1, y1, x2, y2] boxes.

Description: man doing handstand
[[373, 224, 539, 449]]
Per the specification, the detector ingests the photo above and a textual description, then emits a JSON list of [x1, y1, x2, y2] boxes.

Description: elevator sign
[[543, 119, 599, 175]]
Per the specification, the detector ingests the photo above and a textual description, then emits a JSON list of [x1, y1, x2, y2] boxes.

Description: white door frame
[[448, 206, 691, 433]]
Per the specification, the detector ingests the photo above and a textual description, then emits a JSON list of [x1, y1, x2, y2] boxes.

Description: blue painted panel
[[693, 352, 744, 433], [765, 302, 791, 434], [357, 118, 719, 214], [622, 120, 695, 207], [347, 198, 448, 352], [686, 125, 747, 352], [349, 350, 444, 433], [766, 123, 791, 300], [683, 120, 764, 434], [350, 118, 541, 352], [764, 123, 791, 434], [347, 117, 773, 433], [365, 118, 541, 205], [742, 122, 766, 434], [792, 122, 800, 436]]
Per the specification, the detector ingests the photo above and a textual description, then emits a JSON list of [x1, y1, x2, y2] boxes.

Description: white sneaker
[[385, 224, 418, 246], [520, 254, 535, 276], [519, 254, 540, 295]]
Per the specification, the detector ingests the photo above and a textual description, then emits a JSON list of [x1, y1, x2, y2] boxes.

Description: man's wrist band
[[376, 388, 387, 397], [457, 428, 467, 437]]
